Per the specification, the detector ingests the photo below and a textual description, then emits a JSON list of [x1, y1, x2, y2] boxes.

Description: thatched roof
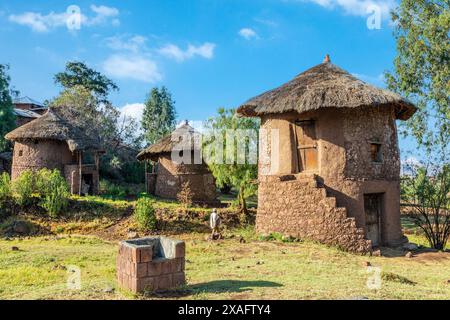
[[137, 122, 200, 161], [237, 58, 417, 120], [5, 107, 102, 152]]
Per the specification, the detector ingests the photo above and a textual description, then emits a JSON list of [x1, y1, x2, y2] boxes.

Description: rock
[[239, 236, 246, 244], [127, 232, 139, 239], [372, 249, 381, 257], [350, 296, 369, 300], [405, 251, 413, 258], [52, 264, 67, 271], [11, 246, 19, 251], [403, 243, 419, 251], [256, 260, 264, 265], [361, 261, 371, 267], [446, 280, 450, 285], [103, 285, 115, 293], [13, 221, 30, 235]]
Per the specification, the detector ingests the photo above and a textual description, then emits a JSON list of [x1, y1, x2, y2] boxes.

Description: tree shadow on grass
[[146, 280, 283, 299], [189, 279, 283, 294]]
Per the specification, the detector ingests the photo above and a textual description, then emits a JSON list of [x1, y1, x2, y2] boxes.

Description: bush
[[177, 181, 193, 213], [0, 173, 13, 217], [134, 197, 157, 231], [38, 169, 69, 217], [11, 169, 69, 217], [100, 180, 128, 199], [12, 170, 36, 206]]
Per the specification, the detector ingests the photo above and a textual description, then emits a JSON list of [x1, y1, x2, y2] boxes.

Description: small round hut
[[137, 122, 217, 202], [5, 107, 103, 195], [237, 56, 417, 253]]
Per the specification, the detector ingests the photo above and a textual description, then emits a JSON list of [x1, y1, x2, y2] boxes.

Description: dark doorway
[[295, 120, 318, 172], [82, 174, 94, 196], [364, 193, 383, 247]]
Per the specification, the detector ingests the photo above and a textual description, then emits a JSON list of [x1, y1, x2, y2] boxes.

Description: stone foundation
[[257, 173, 372, 254], [117, 237, 186, 293]]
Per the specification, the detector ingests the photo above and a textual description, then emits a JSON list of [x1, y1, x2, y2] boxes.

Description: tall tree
[[0, 64, 16, 152], [141, 87, 177, 145], [385, 0, 449, 157], [203, 108, 260, 217], [54, 61, 118, 103]]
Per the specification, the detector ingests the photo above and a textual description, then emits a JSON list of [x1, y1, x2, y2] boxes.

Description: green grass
[[0, 229, 449, 300]]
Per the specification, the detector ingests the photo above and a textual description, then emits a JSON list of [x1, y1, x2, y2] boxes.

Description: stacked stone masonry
[[117, 237, 186, 293], [257, 174, 372, 254]]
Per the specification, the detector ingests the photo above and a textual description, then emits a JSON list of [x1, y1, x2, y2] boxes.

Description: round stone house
[[5, 107, 103, 196], [237, 56, 417, 253], [137, 123, 217, 203]]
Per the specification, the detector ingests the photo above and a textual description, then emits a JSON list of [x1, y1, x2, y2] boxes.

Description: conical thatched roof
[[237, 59, 416, 120], [137, 122, 200, 161], [5, 107, 102, 152]]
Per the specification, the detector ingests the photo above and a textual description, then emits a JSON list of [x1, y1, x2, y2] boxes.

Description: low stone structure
[[5, 107, 103, 195], [117, 236, 186, 293], [237, 56, 417, 253], [137, 122, 217, 203]]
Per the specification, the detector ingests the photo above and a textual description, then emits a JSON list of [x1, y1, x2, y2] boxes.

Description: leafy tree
[[141, 87, 177, 145], [385, 0, 449, 155], [203, 108, 260, 217], [401, 162, 449, 250], [54, 61, 118, 102], [0, 64, 16, 152]]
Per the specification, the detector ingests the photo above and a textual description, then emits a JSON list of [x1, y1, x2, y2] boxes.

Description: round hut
[[137, 122, 217, 202], [5, 107, 103, 195], [237, 56, 417, 253]]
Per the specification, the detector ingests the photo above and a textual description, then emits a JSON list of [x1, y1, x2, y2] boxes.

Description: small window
[[370, 143, 382, 163], [18, 150, 23, 157]]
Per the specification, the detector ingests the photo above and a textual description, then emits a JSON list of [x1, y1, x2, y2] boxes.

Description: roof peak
[[323, 54, 331, 63]]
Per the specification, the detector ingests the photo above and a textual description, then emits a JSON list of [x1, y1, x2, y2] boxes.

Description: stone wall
[[257, 174, 372, 253], [154, 153, 217, 202], [117, 237, 186, 293], [257, 106, 406, 250], [11, 140, 75, 179]]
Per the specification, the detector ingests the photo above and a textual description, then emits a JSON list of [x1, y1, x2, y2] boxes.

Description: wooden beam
[[78, 151, 82, 196]]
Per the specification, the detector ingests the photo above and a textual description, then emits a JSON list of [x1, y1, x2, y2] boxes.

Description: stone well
[[116, 236, 186, 293]]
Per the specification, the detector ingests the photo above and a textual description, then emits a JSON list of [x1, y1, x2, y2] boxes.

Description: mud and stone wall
[[11, 139, 100, 195], [257, 106, 406, 251], [11, 140, 75, 179], [153, 153, 217, 202]]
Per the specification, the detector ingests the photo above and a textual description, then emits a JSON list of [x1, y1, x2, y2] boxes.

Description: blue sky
[[0, 0, 417, 156]]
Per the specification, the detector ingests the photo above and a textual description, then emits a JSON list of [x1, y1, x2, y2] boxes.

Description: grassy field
[[0, 227, 449, 300]]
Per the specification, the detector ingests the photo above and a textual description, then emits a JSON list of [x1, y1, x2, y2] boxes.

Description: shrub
[[134, 197, 157, 231], [0, 173, 13, 217], [177, 181, 193, 213], [38, 169, 69, 217], [12, 170, 36, 206], [100, 180, 128, 199]]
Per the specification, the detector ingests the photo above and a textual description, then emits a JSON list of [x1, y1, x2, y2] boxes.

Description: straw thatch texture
[[137, 123, 201, 161], [237, 62, 416, 120], [5, 107, 102, 152]]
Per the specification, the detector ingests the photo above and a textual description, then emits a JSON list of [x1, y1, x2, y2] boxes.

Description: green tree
[[401, 162, 450, 250], [385, 0, 449, 155], [0, 64, 16, 152], [141, 87, 177, 145], [203, 108, 260, 217], [54, 61, 118, 103]]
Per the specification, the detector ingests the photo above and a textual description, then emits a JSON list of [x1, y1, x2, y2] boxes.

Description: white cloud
[[8, 5, 120, 32], [103, 54, 162, 83], [120, 103, 145, 122], [159, 42, 216, 62], [105, 35, 147, 53], [238, 28, 259, 40], [299, 0, 396, 19]]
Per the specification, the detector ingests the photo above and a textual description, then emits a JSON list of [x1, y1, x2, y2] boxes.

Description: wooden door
[[364, 194, 382, 247], [295, 120, 318, 172]]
